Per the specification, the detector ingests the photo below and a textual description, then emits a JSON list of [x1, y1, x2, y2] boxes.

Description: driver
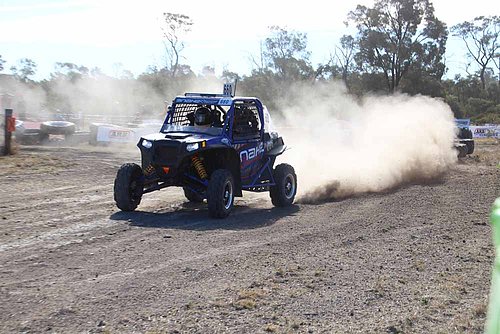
[[193, 106, 212, 127]]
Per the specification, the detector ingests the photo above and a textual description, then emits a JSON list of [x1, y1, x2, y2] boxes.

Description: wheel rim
[[284, 174, 296, 199], [223, 181, 234, 210]]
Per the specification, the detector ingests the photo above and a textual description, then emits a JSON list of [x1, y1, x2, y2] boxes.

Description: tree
[[332, 35, 357, 87], [221, 67, 240, 84], [493, 52, 500, 83], [263, 26, 314, 80], [0, 55, 5, 72], [348, 0, 447, 93], [52, 62, 89, 82], [452, 16, 500, 89], [161, 13, 193, 78], [201, 65, 215, 77], [176, 64, 195, 78], [90, 67, 105, 78], [249, 41, 267, 73], [10, 58, 37, 82], [112, 62, 135, 79]]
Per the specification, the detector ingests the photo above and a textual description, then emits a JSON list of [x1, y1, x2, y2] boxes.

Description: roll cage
[[162, 93, 265, 141]]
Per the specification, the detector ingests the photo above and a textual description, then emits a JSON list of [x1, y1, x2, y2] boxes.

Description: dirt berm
[[0, 143, 499, 333]]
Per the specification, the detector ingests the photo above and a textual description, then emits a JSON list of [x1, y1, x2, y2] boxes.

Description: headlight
[[186, 142, 200, 152], [141, 139, 153, 149]]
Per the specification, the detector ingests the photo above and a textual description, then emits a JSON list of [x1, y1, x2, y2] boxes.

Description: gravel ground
[[0, 143, 498, 333]]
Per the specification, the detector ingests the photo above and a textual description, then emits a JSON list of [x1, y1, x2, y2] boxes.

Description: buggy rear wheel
[[270, 163, 297, 207], [466, 140, 475, 155], [114, 163, 143, 211], [207, 169, 234, 218]]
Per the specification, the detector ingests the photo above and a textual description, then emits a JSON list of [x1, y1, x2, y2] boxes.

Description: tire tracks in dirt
[[0, 145, 498, 333]]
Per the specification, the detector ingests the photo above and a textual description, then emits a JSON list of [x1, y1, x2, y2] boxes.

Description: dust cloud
[[0, 72, 225, 124], [274, 82, 458, 203], [2, 72, 458, 203]]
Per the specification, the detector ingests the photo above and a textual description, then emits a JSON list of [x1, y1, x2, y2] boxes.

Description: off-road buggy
[[114, 85, 297, 218], [456, 126, 474, 156]]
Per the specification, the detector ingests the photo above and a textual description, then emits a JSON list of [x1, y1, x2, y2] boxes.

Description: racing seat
[[233, 107, 259, 139]]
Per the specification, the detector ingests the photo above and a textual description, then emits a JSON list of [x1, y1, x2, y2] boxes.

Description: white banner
[[94, 121, 163, 143], [96, 125, 136, 143], [470, 125, 500, 139]]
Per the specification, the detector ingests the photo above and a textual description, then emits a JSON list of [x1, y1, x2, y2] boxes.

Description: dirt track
[[0, 143, 499, 333]]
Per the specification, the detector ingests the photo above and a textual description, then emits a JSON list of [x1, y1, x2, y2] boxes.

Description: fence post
[[486, 198, 500, 334], [4, 109, 13, 155]]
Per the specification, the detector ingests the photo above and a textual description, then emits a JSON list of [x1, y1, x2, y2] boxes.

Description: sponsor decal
[[239, 143, 264, 162], [175, 97, 219, 105], [109, 129, 132, 138], [218, 98, 232, 106], [96, 125, 136, 143], [470, 125, 500, 138]]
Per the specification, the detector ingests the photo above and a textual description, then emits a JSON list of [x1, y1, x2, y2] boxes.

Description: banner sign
[[96, 125, 135, 143], [94, 122, 163, 143], [470, 125, 500, 139]]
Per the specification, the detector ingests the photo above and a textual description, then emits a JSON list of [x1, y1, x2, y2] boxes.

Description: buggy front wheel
[[270, 163, 297, 207], [114, 163, 144, 211], [207, 169, 234, 218]]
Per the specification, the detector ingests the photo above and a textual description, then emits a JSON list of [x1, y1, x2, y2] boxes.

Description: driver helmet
[[194, 106, 211, 126]]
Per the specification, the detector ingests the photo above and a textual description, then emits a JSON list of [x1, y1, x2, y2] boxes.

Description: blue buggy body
[[114, 88, 297, 218]]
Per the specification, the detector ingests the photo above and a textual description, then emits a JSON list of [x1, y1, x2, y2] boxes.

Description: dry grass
[[472, 302, 487, 318], [475, 138, 500, 145], [233, 298, 256, 310], [233, 288, 267, 310], [413, 259, 426, 272], [264, 324, 279, 332], [468, 141, 500, 166], [210, 299, 226, 308], [238, 288, 267, 300]]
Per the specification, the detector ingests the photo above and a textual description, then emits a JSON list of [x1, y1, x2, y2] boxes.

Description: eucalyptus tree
[[333, 35, 358, 87], [161, 13, 193, 78], [10, 58, 37, 83], [452, 16, 500, 89], [348, 0, 447, 92], [263, 26, 314, 81]]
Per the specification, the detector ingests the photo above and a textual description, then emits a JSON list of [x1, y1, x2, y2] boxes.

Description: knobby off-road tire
[[183, 187, 204, 203], [270, 163, 297, 207], [40, 121, 76, 136], [457, 145, 467, 158], [207, 169, 235, 218], [466, 140, 475, 155], [114, 163, 144, 211]]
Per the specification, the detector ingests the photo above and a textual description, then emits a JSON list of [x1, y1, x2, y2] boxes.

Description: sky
[[0, 0, 499, 80]]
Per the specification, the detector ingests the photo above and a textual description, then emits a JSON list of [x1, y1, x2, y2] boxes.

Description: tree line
[[0, 0, 499, 124]]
